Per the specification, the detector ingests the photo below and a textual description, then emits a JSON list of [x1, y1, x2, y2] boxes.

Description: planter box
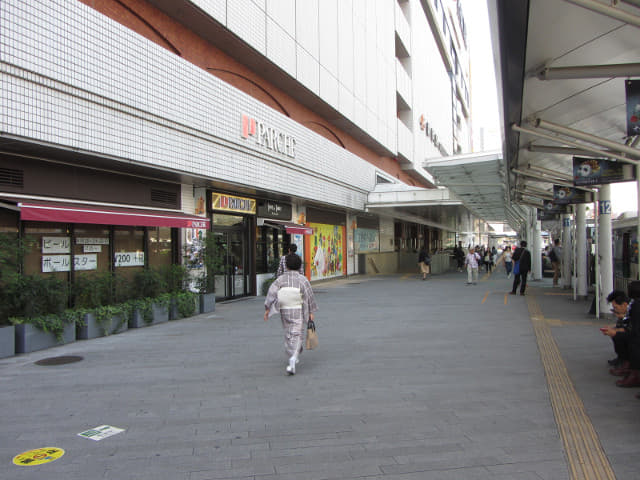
[[0, 325, 15, 358], [77, 313, 128, 340], [199, 293, 216, 314], [170, 296, 200, 320], [15, 322, 76, 354], [129, 302, 169, 328], [152, 303, 169, 324]]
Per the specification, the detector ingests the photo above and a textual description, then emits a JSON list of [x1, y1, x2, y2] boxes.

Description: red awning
[[18, 201, 210, 229], [263, 219, 313, 235]]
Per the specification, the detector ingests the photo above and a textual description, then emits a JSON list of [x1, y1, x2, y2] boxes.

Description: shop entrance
[[211, 214, 250, 299]]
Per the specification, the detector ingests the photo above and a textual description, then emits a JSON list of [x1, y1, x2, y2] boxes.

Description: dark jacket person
[[510, 240, 532, 296]]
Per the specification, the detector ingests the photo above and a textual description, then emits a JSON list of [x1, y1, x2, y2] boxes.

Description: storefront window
[[148, 226, 172, 267], [23, 222, 69, 281], [73, 225, 110, 274], [113, 226, 145, 279], [256, 226, 285, 274]]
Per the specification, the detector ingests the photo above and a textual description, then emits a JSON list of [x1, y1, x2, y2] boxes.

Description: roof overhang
[[423, 150, 510, 224], [489, 0, 640, 221]]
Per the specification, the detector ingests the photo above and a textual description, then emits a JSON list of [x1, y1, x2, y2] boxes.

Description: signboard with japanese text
[[76, 237, 109, 245], [552, 185, 593, 204], [573, 157, 635, 186], [114, 251, 144, 267], [42, 236, 70, 254], [257, 200, 292, 220], [42, 254, 97, 272], [354, 228, 379, 253]]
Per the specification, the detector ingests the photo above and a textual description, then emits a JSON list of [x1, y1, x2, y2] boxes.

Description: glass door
[[212, 229, 248, 299]]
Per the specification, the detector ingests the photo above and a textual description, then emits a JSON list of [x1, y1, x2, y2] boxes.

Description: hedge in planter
[[11, 310, 79, 353]]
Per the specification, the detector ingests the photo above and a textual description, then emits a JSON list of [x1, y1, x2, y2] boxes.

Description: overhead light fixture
[[537, 63, 640, 80], [565, 0, 640, 28]]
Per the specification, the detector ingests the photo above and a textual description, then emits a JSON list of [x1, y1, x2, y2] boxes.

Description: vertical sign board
[[626, 79, 640, 137]]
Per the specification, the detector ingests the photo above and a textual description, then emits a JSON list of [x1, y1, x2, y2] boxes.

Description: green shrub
[[174, 291, 197, 318], [132, 268, 167, 299]]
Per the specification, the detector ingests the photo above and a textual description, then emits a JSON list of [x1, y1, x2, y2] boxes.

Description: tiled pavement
[[2, 269, 639, 480]]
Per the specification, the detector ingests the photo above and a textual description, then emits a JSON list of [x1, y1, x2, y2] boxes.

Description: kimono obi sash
[[277, 287, 303, 309]]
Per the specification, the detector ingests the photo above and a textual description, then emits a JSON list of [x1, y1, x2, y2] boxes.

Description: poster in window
[[309, 223, 344, 281]]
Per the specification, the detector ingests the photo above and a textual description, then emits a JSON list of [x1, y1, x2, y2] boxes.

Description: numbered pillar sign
[[598, 200, 611, 215], [563, 218, 571, 227]]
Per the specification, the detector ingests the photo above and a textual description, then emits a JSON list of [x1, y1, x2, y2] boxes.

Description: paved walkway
[[2, 268, 639, 480]]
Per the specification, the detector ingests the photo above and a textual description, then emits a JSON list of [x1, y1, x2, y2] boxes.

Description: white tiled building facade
[[0, 0, 474, 297]]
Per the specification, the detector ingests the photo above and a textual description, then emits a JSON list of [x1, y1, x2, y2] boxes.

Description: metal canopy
[[489, 0, 640, 213], [423, 150, 508, 223]]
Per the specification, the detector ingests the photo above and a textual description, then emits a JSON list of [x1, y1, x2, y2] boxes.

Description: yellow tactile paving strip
[[527, 295, 616, 480]]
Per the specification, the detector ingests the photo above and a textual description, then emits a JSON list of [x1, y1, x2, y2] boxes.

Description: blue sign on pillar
[[599, 200, 611, 215], [563, 218, 571, 227]]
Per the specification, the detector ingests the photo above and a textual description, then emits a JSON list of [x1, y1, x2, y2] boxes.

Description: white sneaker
[[286, 357, 296, 375]]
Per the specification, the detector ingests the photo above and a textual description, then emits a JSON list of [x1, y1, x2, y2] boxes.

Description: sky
[[462, 0, 637, 216]]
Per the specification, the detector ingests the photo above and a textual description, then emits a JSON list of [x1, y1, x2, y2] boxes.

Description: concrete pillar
[[532, 215, 543, 280], [576, 204, 588, 298], [562, 214, 572, 288], [598, 184, 614, 309]]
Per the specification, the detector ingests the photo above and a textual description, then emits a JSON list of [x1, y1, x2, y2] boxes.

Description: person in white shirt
[[504, 247, 513, 278]]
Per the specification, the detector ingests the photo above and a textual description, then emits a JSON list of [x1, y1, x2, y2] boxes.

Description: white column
[[576, 204, 588, 298], [599, 184, 614, 309], [562, 214, 572, 288], [532, 214, 543, 280]]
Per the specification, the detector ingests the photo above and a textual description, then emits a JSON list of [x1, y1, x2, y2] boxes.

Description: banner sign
[[538, 200, 566, 221], [626, 79, 640, 136], [573, 157, 634, 186], [552, 185, 593, 204], [211, 192, 256, 214], [257, 200, 291, 220]]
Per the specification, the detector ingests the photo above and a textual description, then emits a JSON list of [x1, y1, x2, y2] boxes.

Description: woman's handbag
[[305, 320, 318, 350], [513, 260, 520, 275]]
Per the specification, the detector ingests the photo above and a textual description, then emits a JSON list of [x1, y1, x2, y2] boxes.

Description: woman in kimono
[[264, 254, 318, 375]]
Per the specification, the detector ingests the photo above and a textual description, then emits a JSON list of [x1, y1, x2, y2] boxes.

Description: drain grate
[[35, 355, 83, 366]]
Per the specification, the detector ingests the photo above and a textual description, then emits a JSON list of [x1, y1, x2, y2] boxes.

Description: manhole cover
[[35, 355, 83, 366]]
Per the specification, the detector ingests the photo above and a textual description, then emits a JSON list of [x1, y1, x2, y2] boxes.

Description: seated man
[[601, 282, 640, 388]]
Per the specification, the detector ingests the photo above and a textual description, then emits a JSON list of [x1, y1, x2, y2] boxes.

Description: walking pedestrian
[[264, 254, 318, 375], [464, 247, 480, 285], [510, 241, 532, 296], [276, 244, 305, 277], [418, 246, 431, 280], [504, 246, 513, 278]]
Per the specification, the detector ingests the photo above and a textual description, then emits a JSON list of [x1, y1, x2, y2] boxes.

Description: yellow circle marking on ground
[[13, 447, 65, 466]]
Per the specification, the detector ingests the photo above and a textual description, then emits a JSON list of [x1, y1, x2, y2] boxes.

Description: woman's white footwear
[[286, 357, 296, 375]]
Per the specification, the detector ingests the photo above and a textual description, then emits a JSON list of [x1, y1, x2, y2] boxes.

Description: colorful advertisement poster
[[573, 157, 634, 186], [309, 223, 344, 280], [552, 185, 593, 204], [538, 200, 566, 221], [354, 228, 379, 253], [626, 79, 640, 137]]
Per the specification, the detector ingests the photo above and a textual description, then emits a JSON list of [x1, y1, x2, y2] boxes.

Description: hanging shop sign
[[573, 157, 635, 186], [241, 114, 296, 158], [552, 185, 593, 204], [626, 79, 640, 136], [211, 192, 256, 214], [257, 200, 292, 220]]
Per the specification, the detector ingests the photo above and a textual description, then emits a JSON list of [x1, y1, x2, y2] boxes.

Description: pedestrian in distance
[[418, 246, 431, 280], [264, 254, 318, 375], [276, 244, 305, 277], [510, 240, 532, 296], [464, 247, 480, 285], [549, 238, 562, 287], [503, 246, 513, 278]]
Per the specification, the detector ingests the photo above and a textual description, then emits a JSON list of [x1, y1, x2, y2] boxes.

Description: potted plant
[[171, 290, 198, 320], [73, 272, 129, 339], [196, 233, 224, 313]]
